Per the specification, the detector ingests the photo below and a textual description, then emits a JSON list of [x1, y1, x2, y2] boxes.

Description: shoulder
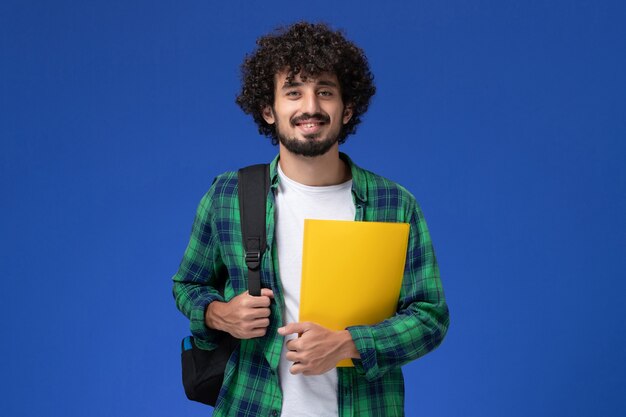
[[353, 164, 419, 210], [195, 170, 239, 215], [361, 167, 414, 195], [355, 167, 434, 242], [209, 170, 239, 199]]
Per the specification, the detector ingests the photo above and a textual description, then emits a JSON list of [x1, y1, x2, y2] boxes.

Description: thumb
[[278, 322, 309, 336]]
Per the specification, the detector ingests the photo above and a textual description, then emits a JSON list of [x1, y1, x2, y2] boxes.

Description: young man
[[173, 22, 449, 417]]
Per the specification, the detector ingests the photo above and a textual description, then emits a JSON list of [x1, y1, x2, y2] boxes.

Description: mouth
[[294, 120, 326, 134], [296, 121, 324, 128]]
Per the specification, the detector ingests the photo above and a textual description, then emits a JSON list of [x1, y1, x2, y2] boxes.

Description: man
[[173, 22, 449, 417]]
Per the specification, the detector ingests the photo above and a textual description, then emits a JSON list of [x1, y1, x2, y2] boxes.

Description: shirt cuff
[[347, 325, 380, 381], [189, 294, 224, 349]]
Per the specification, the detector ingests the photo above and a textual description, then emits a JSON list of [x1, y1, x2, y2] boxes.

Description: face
[[262, 71, 353, 157]]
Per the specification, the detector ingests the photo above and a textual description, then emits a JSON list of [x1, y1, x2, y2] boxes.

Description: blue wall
[[1, 1, 624, 416]]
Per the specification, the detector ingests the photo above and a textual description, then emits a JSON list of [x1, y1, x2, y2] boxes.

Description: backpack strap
[[237, 164, 270, 297]]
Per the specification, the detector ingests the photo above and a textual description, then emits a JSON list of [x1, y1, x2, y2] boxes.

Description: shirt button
[[271, 411, 278, 417]]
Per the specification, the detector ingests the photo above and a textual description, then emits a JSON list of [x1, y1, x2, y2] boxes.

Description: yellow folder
[[299, 219, 410, 367]]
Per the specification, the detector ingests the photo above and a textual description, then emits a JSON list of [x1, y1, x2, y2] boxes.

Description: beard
[[275, 112, 340, 157], [278, 132, 338, 157]]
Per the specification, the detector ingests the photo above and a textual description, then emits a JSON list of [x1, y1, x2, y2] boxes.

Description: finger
[[245, 306, 270, 319], [245, 328, 268, 338], [247, 288, 273, 300], [260, 288, 274, 298], [285, 350, 300, 362], [244, 295, 272, 309], [289, 363, 304, 375], [242, 306, 270, 321], [285, 336, 304, 349], [278, 322, 309, 336], [247, 322, 271, 335], [256, 307, 271, 318], [252, 318, 270, 329]]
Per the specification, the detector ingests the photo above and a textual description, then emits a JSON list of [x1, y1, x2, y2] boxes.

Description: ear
[[262, 106, 275, 125], [342, 104, 354, 124]]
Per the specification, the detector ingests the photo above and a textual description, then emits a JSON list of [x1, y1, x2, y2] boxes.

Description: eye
[[285, 90, 300, 98], [318, 90, 333, 97]]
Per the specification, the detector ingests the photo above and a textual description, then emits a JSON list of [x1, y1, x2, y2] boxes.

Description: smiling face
[[262, 71, 353, 157]]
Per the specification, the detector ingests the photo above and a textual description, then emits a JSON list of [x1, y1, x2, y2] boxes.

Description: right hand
[[205, 288, 274, 339]]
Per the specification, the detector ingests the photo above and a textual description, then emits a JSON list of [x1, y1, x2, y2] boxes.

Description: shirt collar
[[268, 152, 368, 203]]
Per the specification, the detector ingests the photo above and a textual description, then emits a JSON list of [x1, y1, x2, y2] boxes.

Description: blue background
[[1, 1, 625, 416]]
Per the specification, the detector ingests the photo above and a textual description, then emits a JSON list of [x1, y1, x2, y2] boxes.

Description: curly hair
[[235, 22, 376, 145]]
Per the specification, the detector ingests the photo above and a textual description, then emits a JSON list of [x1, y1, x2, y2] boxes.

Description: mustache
[[290, 113, 331, 125]]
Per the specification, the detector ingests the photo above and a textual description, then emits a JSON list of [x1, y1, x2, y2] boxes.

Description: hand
[[206, 289, 274, 339], [277, 322, 360, 376]]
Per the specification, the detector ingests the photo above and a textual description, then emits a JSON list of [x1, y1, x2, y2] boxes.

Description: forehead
[[274, 70, 340, 88]]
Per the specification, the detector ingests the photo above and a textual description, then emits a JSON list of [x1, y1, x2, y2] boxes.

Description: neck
[[278, 144, 351, 186]]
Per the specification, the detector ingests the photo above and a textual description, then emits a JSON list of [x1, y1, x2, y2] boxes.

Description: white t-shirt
[[275, 164, 356, 417]]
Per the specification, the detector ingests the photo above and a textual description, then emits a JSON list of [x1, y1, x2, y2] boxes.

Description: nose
[[301, 90, 321, 115]]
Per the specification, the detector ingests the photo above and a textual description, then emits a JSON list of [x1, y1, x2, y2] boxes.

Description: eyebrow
[[281, 79, 339, 89]]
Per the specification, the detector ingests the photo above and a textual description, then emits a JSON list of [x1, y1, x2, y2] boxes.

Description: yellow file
[[299, 219, 410, 367]]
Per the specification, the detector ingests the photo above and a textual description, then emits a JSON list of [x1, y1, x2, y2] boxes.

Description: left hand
[[277, 322, 360, 376]]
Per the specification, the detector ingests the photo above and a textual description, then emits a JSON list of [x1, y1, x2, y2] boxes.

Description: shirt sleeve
[[172, 185, 227, 349], [347, 203, 449, 381]]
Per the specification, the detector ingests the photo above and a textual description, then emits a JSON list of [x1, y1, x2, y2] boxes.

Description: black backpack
[[180, 164, 269, 406]]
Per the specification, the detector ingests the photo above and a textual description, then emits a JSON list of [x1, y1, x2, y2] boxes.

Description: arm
[[172, 182, 274, 347], [347, 203, 449, 381], [277, 203, 448, 377], [172, 189, 226, 348]]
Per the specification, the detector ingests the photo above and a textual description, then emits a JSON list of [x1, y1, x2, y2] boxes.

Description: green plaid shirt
[[173, 153, 449, 417]]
